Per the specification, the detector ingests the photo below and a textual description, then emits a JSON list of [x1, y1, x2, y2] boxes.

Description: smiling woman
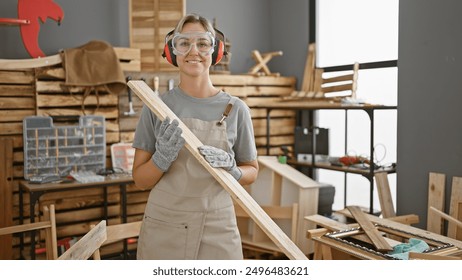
[[132, 13, 259, 260]]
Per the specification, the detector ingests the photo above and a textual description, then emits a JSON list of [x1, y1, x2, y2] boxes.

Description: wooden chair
[[283, 43, 359, 101], [58, 220, 106, 260], [92, 221, 142, 260], [0, 204, 57, 260]]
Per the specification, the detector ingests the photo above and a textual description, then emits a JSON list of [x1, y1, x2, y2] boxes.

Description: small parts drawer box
[[23, 115, 106, 180]]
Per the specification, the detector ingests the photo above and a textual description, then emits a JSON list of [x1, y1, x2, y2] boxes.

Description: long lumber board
[[128, 80, 308, 260], [347, 206, 393, 252]]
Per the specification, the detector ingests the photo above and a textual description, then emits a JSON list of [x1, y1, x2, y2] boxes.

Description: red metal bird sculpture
[[17, 0, 64, 58]]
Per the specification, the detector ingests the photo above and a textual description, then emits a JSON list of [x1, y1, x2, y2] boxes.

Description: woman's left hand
[[198, 145, 242, 180]]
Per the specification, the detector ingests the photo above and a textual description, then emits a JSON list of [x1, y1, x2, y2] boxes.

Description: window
[[316, 0, 399, 211]]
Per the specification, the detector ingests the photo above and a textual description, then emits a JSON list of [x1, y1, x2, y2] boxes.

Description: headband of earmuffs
[[162, 28, 227, 67]]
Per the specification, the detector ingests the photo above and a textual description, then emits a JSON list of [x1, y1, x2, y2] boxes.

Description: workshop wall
[[397, 0, 462, 228], [0, 0, 309, 86]]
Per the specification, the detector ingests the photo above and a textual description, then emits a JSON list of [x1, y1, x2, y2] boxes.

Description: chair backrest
[[92, 221, 142, 260], [312, 62, 359, 99], [0, 204, 57, 260], [283, 43, 359, 101], [58, 220, 106, 260]]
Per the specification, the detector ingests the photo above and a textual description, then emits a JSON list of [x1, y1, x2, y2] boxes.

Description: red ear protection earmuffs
[[162, 28, 227, 67]]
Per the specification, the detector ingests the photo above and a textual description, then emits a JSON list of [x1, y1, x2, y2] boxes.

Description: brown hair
[[174, 13, 216, 37]]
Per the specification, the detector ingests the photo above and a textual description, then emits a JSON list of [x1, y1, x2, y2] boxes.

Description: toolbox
[[23, 115, 106, 180]]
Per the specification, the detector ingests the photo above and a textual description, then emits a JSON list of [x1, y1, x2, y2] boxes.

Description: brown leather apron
[[137, 99, 242, 260]]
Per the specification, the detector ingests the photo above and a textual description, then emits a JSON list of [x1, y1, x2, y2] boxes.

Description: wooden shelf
[[287, 160, 396, 176]]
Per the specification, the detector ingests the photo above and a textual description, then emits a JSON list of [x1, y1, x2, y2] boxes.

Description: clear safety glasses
[[171, 32, 215, 56]]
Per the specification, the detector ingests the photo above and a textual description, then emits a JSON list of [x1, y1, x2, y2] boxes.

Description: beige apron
[[137, 99, 243, 260]]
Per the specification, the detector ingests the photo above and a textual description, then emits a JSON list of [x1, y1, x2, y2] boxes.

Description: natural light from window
[[316, 0, 399, 212]]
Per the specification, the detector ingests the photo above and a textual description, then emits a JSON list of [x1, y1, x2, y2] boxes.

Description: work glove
[[152, 117, 185, 172], [198, 145, 242, 181]]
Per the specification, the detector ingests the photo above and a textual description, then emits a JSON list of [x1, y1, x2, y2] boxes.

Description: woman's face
[[176, 22, 213, 76]]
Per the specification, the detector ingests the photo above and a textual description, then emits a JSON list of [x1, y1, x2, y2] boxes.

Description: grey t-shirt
[[133, 87, 257, 164]]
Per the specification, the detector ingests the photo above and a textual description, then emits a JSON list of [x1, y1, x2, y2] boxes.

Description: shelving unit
[[254, 101, 397, 213]]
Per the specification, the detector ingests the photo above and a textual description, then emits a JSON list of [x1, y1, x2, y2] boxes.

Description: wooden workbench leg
[[320, 244, 333, 260], [313, 242, 323, 260]]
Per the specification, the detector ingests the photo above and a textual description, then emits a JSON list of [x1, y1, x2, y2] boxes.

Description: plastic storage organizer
[[23, 115, 106, 180]]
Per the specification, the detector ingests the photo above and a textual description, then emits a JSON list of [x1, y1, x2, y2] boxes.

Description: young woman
[[132, 13, 259, 260]]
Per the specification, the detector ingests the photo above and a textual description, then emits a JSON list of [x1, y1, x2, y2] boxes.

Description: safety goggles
[[171, 32, 215, 56]]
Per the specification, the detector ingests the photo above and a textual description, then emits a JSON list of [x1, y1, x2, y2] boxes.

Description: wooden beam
[[375, 172, 396, 218], [448, 176, 462, 240], [429, 206, 462, 230], [59, 220, 107, 260], [427, 172, 446, 234], [347, 206, 393, 252], [128, 80, 308, 260]]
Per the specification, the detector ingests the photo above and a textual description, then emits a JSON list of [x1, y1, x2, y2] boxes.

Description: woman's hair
[[174, 13, 216, 37]]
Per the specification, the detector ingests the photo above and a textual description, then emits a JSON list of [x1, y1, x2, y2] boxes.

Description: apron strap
[[217, 96, 238, 126]]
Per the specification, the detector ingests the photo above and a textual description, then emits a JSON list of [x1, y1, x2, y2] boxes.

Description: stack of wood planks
[[129, 0, 185, 72]]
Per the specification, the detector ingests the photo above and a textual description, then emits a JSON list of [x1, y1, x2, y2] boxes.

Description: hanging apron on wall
[[137, 99, 242, 260]]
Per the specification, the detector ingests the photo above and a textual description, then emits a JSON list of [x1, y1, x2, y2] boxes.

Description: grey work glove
[[198, 145, 242, 181], [152, 117, 185, 172]]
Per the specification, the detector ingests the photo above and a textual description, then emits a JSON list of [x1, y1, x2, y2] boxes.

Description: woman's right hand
[[151, 117, 185, 172]]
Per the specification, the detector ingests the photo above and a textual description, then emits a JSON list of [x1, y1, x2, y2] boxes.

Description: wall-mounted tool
[[124, 76, 136, 116]]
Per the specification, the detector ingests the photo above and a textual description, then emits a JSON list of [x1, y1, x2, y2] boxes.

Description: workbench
[[307, 210, 462, 260], [19, 174, 133, 259]]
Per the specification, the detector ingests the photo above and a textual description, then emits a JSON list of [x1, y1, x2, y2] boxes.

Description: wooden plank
[[36, 93, 118, 107], [210, 74, 296, 87], [0, 97, 35, 109], [258, 156, 323, 189], [301, 43, 316, 92], [59, 220, 107, 260], [448, 176, 462, 240], [427, 172, 446, 234], [374, 172, 396, 218], [408, 251, 461, 260], [103, 221, 142, 246], [0, 110, 36, 122], [254, 135, 294, 146], [347, 206, 393, 252], [250, 109, 296, 118], [0, 123, 22, 136], [0, 48, 138, 72], [252, 118, 295, 137], [0, 85, 35, 96], [429, 206, 462, 231], [37, 107, 118, 119], [0, 138, 14, 259], [128, 80, 307, 260], [0, 56, 61, 70]]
